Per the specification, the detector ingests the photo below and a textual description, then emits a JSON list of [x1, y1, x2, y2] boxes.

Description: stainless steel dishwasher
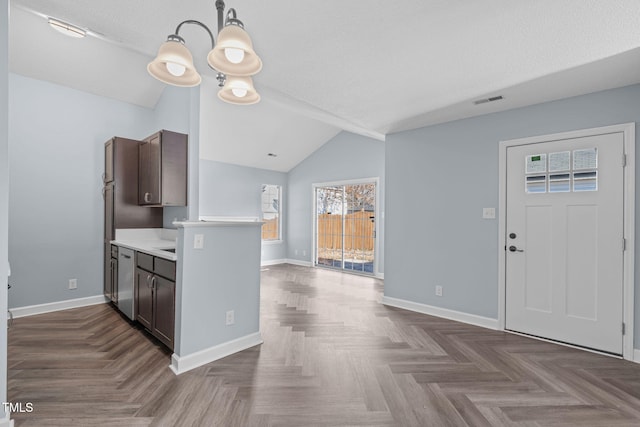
[[117, 247, 135, 320]]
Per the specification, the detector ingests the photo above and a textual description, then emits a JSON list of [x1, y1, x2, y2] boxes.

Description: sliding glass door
[[315, 182, 376, 275]]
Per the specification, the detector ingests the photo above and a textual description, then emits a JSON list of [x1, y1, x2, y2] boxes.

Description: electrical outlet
[[435, 285, 443, 297], [194, 234, 204, 249], [68, 279, 77, 290], [302, 250, 306, 257], [226, 310, 235, 326], [295, 249, 298, 256]]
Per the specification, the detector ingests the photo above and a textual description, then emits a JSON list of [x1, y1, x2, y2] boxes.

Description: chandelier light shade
[[147, 36, 202, 87], [218, 76, 260, 105], [207, 25, 262, 76], [147, 0, 262, 105]]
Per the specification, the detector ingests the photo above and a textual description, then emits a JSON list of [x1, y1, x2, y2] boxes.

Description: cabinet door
[[153, 275, 175, 350], [139, 134, 161, 205], [160, 130, 188, 206], [136, 267, 153, 330], [104, 183, 114, 241], [104, 244, 113, 299], [104, 139, 114, 183], [111, 257, 118, 304]]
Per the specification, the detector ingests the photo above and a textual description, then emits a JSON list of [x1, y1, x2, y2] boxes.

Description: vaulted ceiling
[[8, 0, 640, 171]]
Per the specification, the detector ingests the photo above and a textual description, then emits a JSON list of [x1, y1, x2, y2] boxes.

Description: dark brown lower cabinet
[[105, 244, 118, 304], [135, 267, 153, 331], [135, 252, 175, 350]]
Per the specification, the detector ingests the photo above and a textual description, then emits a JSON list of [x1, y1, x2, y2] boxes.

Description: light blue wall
[[287, 132, 385, 273], [199, 159, 288, 262], [8, 74, 156, 308], [175, 223, 261, 355], [385, 85, 640, 343], [0, 0, 9, 418]]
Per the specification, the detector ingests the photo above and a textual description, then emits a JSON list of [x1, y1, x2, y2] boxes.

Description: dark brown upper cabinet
[[139, 130, 188, 207]]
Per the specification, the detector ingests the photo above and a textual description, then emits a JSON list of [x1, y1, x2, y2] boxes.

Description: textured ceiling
[[8, 0, 640, 171]]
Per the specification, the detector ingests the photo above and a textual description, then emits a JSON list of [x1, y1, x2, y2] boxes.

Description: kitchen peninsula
[[111, 220, 263, 374]]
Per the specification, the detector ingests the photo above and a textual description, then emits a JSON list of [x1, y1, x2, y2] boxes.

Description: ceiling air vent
[[474, 95, 504, 105]]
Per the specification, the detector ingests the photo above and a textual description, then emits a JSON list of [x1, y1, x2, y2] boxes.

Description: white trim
[[199, 216, 260, 222], [175, 220, 262, 227], [498, 122, 635, 360], [376, 272, 384, 280], [10, 295, 108, 318], [261, 239, 283, 246], [311, 177, 381, 277], [632, 349, 640, 364], [169, 332, 263, 375], [261, 259, 286, 267], [382, 296, 499, 330], [285, 259, 313, 267]]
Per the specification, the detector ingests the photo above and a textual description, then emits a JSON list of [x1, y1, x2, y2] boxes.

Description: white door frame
[[498, 123, 635, 360], [312, 177, 381, 278]]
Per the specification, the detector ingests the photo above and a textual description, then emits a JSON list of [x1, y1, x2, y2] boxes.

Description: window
[[261, 184, 281, 241]]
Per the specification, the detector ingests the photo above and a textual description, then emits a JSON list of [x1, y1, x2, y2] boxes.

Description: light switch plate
[[482, 208, 496, 219], [194, 234, 204, 249]]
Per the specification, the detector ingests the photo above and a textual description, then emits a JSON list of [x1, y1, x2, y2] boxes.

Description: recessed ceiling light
[[267, 153, 277, 157], [48, 17, 86, 38]]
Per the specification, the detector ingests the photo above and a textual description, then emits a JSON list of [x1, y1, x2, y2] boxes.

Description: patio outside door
[[315, 182, 376, 275]]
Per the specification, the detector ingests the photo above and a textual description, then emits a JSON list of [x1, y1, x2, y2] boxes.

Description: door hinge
[[373, 230, 376, 238], [623, 154, 627, 167], [622, 322, 626, 335], [623, 238, 627, 251]]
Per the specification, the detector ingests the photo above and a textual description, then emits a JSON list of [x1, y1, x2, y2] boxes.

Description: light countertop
[[112, 228, 177, 261]]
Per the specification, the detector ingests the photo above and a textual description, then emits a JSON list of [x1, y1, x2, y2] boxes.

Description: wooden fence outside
[[317, 210, 375, 251], [262, 217, 279, 240]]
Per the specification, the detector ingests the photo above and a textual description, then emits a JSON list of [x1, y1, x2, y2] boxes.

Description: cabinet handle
[[146, 274, 152, 288], [144, 192, 151, 203], [151, 276, 157, 290]]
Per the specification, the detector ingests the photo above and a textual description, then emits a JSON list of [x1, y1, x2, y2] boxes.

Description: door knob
[[509, 245, 524, 253], [509, 233, 517, 239]]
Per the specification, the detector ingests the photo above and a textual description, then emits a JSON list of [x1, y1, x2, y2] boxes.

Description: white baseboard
[[170, 332, 263, 375], [261, 259, 286, 267], [285, 259, 313, 267], [376, 272, 384, 280], [382, 296, 499, 330], [633, 349, 640, 363], [10, 295, 108, 319]]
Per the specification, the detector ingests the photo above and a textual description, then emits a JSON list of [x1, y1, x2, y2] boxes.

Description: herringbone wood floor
[[8, 264, 640, 426]]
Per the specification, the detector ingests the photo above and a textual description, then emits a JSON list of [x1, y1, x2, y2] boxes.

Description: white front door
[[505, 131, 625, 354]]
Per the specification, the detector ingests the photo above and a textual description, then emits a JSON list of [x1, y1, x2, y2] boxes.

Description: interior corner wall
[[384, 84, 640, 342], [287, 132, 385, 273], [199, 159, 288, 262], [0, 0, 10, 419], [8, 74, 155, 308]]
